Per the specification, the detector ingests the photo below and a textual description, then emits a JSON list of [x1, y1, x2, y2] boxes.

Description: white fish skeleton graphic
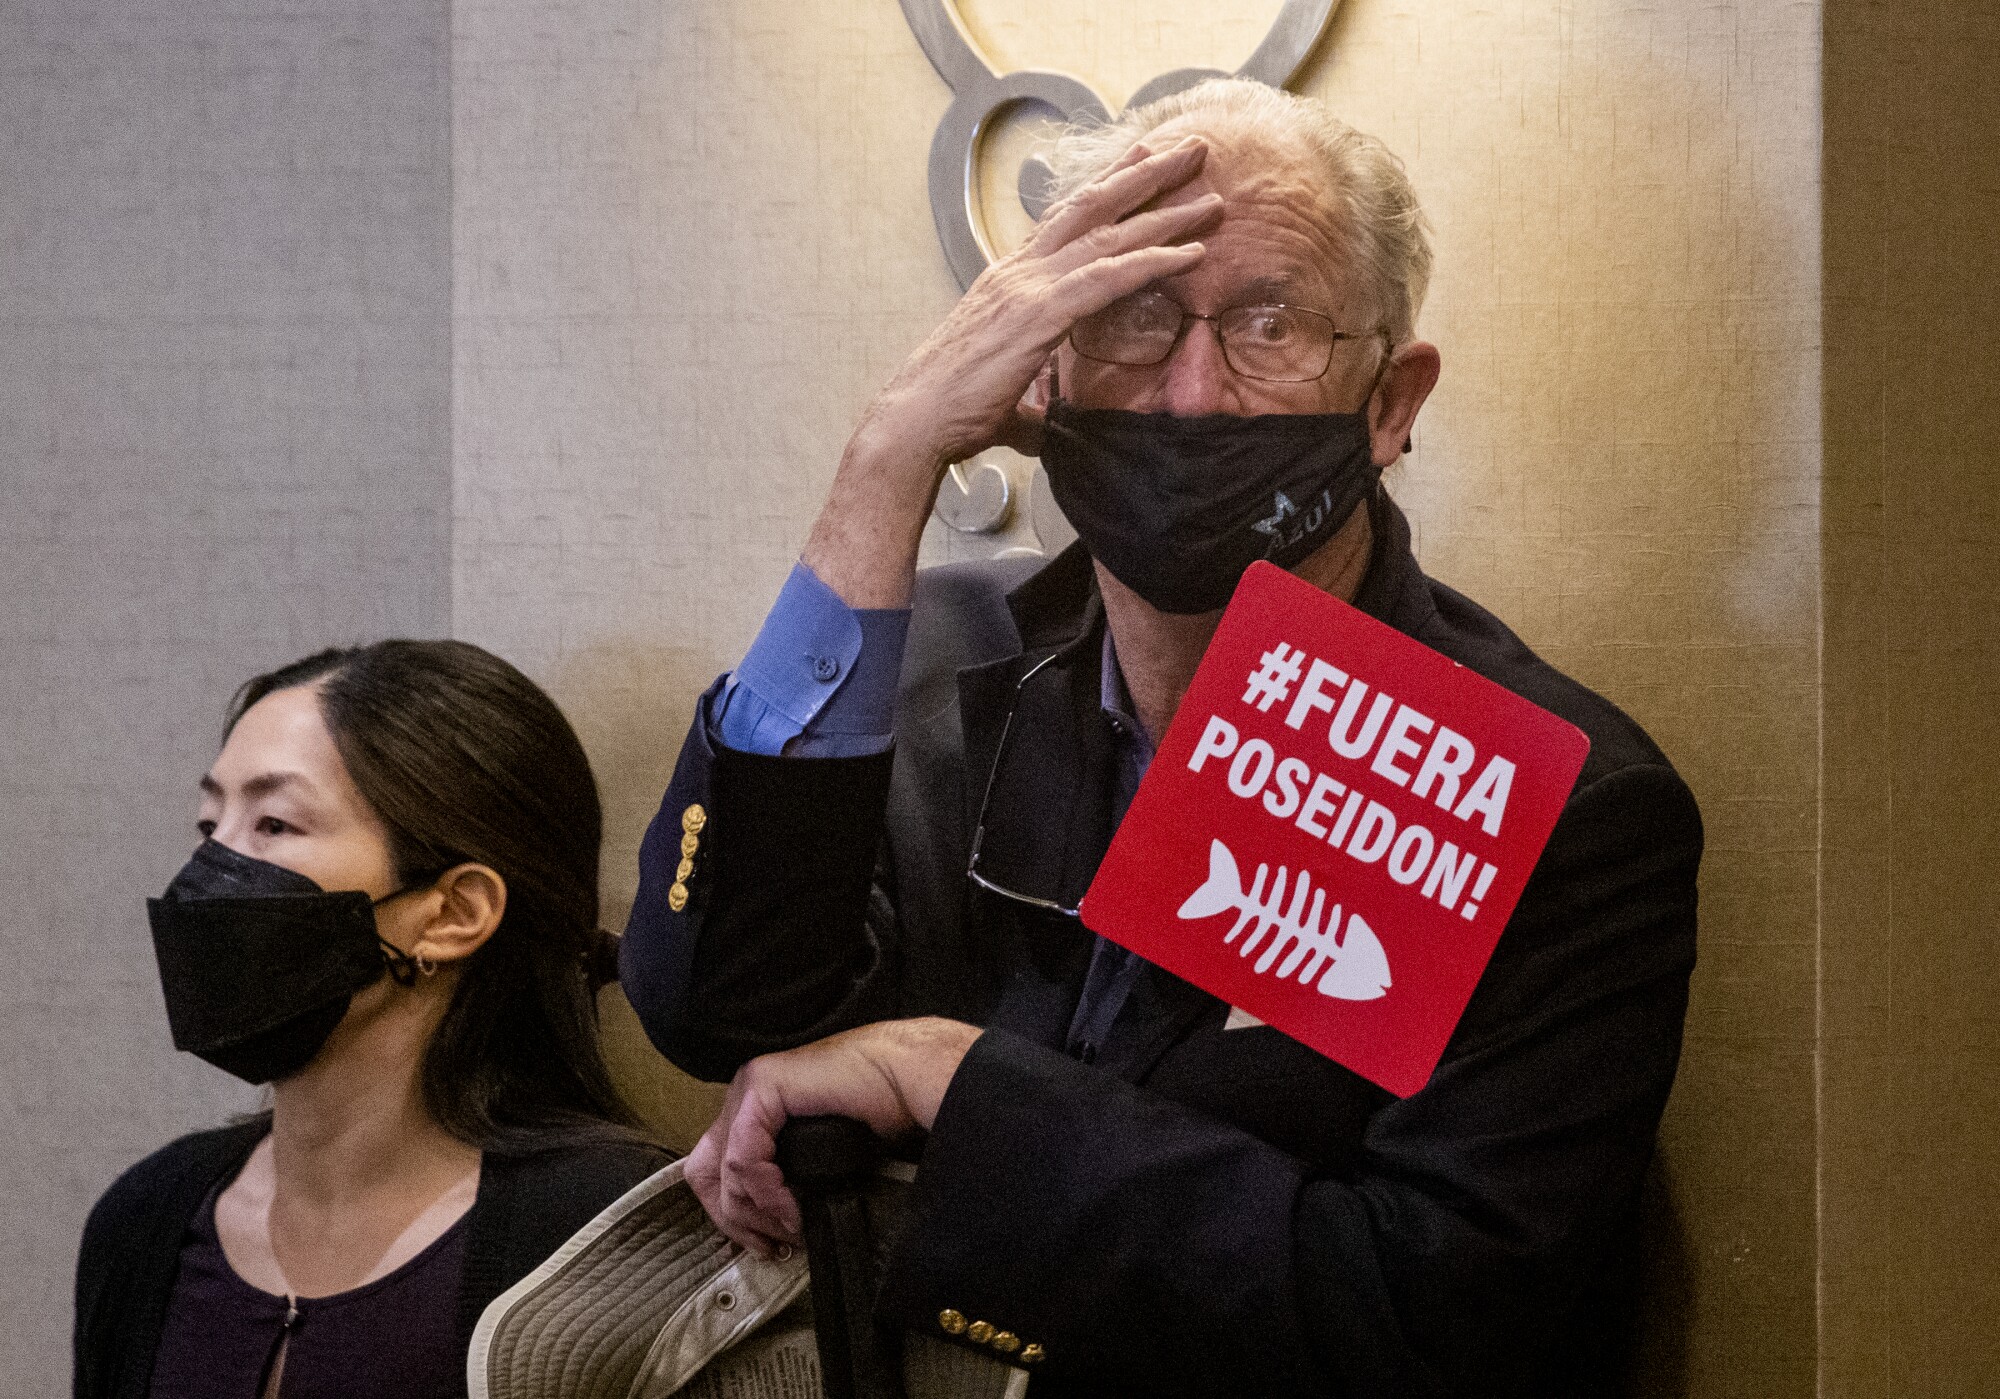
[[1176, 839, 1392, 1002]]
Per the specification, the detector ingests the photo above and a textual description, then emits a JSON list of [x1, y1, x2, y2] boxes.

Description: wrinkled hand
[[854, 135, 1221, 474], [685, 1017, 983, 1256], [804, 138, 1220, 608]]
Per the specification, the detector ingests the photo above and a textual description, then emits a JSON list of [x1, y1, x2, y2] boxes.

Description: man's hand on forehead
[[852, 137, 1223, 472], [801, 137, 1223, 608]]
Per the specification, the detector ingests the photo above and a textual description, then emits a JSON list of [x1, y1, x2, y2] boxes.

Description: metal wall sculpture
[[898, 0, 1341, 290]]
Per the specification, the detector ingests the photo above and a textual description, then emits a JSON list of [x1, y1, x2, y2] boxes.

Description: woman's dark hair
[[226, 640, 644, 1154]]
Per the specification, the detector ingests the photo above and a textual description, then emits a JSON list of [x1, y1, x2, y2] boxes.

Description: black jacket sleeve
[[876, 763, 1701, 1399], [74, 1124, 265, 1399], [620, 676, 904, 1082]]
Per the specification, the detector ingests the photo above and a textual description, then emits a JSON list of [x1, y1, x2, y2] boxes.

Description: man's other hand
[[685, 1017, 984, 1256]]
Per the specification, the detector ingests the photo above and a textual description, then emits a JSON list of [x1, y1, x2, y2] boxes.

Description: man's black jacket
[[621, 493, 1702, 1398]]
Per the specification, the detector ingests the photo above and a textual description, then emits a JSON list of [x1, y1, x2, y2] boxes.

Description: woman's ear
[[412, 863, 507, 966]]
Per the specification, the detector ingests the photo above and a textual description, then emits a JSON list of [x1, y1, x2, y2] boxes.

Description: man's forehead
[[1135, 118, 1350, 308], [1145, 111, 1325, 193], [1139, 116, 1339, 235]]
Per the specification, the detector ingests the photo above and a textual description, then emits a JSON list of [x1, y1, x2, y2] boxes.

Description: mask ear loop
[[370, 881, 436, 986]]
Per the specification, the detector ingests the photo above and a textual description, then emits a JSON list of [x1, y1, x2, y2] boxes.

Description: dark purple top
[[147, 1182, 470, 1399]]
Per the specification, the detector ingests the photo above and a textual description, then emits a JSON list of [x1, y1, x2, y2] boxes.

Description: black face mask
[[1039, 401, 1382, 615], [147, 840, 422, 1085]]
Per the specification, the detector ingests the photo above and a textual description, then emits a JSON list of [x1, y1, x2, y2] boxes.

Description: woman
[[75, 641, 668, 1399]]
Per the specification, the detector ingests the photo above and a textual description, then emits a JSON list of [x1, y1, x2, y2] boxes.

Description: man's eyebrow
[[1139, 273, 1310, 303], [1237, 273, 1307, 301]]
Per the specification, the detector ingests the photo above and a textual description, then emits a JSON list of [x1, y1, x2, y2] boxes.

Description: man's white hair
[[1041, 79, 1433, 344]]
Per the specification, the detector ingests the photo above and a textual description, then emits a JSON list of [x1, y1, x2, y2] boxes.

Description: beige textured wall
[[452, 0, 961, 1137], [3, 3, 452, 1391], [452, 1, 1824, 1391], [1821, 5, 2000, 1396], [1306, 8, 1825, 1394]]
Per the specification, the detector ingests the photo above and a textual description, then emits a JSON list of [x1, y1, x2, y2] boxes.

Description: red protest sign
[[1080, 562, 1590, 1097]]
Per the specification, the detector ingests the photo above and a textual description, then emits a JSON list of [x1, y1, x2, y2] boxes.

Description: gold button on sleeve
[[937, 1309, 967, 1336], [967, 1321, 994, 1346], [682, 804, 707, 833], [675, 856, 695, 882], [1019, 1343, 1045, 1364], [667, 883, 689, 912], [991, 1331, 1020, 1354], [680, 832, 700, 858]]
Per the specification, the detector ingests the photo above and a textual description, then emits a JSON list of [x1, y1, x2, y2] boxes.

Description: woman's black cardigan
[[73, 1121, 669, 1399]]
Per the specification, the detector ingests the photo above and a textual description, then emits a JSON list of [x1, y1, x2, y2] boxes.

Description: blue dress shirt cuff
[[710, 561, 912, 757]]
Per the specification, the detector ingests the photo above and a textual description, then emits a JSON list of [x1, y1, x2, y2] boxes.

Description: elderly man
[[622, 80, 1700, 1398]]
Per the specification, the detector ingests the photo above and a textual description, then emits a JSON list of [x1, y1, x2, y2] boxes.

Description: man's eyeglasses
[[1069, 291, 1388, 384], [965, 651, 1083, 920]]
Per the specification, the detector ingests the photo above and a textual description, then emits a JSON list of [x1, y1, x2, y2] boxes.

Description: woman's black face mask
[[146, 840, 423, 1085], [1039, 401, 1382, 615]]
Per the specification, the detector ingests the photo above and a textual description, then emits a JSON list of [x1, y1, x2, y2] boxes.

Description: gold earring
[[416, 952, 438, 977]]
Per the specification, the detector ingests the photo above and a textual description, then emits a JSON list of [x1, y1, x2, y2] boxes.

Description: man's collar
[[1352, 486, 1438, 637], [1002, 538, 1098, 653]]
